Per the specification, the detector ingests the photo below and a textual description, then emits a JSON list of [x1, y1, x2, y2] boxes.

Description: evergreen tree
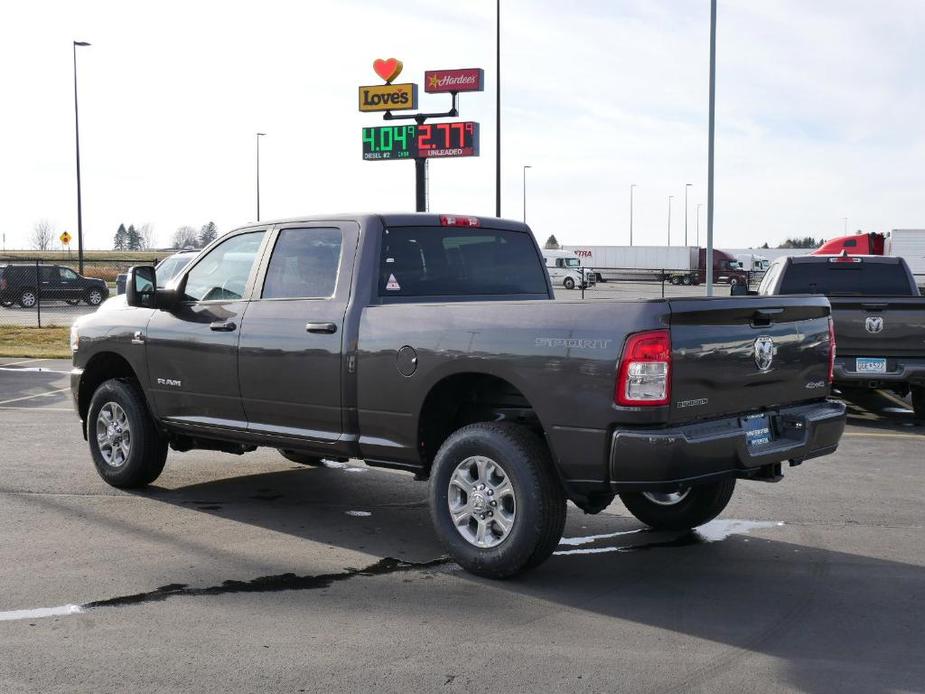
[[198, 221, 218, 248], [544, 234, 560, 249], [113, 223, 128, 250], [126, 224, 142, 251]]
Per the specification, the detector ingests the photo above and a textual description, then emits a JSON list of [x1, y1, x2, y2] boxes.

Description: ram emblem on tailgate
[[753, 336, 776, 372], [865, 316, 884, 334]]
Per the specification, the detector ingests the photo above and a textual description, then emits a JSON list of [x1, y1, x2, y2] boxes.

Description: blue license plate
[[742, 414, 773, 449], [856, 358, 887, 374]]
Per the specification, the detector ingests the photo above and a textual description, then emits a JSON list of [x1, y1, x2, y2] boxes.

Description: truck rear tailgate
[[667, 296, 832, 423], [828, 296, 925, 357]]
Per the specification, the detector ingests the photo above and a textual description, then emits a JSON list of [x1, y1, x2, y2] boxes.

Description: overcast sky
[[1, 0, 923, 251]]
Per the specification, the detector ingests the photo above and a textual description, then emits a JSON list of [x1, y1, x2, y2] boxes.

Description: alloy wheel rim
[[89, 290, 102, 304], [96, 402, 132, 468], [447, 455, 517, 548], [642, 489, 691, 506], [22, 292, 36, 307]]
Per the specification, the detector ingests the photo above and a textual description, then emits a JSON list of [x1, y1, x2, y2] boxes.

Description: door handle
[[209, 321, 237, 332], [306, 322, 337, 334]]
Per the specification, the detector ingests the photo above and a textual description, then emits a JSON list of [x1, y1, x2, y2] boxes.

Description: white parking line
[[0, 367, 72, 375], [0, 386, 71, 407], [0, 406, 74, 412], [0, 358, 49, 367], [0, 604, 83, 622]]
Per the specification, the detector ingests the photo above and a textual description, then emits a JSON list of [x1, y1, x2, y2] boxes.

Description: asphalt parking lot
[[1, 359, 923, 693]]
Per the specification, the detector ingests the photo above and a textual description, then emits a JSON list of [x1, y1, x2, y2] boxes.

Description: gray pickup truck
[[70, 214, 846, 577], [753, 254, 925, 419]]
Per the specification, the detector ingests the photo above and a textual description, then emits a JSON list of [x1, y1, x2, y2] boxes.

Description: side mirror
[[730, 282, 750, 296], [126, 266, 156, 308]]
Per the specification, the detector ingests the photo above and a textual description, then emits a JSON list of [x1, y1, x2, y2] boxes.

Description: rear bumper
[[834, 356, 925, 387], [609, 399, 846, 491]]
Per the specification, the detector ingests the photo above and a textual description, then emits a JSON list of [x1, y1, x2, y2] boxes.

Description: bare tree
[[171, 225, 199, 249], [138, 223, 157, 250], [31, 220, 55, 251]]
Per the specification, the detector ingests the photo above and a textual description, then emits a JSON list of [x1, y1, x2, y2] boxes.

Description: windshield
[[563, 257, 580, 268]]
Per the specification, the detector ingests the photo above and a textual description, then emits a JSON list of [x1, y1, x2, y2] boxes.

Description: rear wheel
[[619, 479, 736, 531], [278, 449, 325, 466], [429, 422, 566, 578], [912, 386, 925, 422], [681, 275, 692, 286], [88, 379, 167, 488], [18, 289, 37, 308], [563, 277, 575, 290], [670, 276, 682, 286], [85, 288, 104, 306]]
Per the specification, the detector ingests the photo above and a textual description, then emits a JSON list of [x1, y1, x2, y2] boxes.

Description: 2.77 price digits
[[417, 122, 474, 150]]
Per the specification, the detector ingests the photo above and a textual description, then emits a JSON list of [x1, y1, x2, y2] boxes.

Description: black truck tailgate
[[828, 296, 925, 357], [667, 296, 832, 423]]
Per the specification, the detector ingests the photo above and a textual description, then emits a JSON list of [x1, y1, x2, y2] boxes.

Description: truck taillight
[[828, 317, 836, 383], [440, 215, 480, 228], [616, 329, 671, 406]]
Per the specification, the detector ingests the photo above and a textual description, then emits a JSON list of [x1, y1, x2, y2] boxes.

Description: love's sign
[[358, 83, 418, 112]]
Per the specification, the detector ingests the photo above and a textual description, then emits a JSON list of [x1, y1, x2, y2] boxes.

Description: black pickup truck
[[70, 214, 846, 577], [753, 254, 925, 418]]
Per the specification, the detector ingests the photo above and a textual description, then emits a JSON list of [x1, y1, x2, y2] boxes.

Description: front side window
[[262, 228, 342, 299], [183, 231, 265, 302], [59, 268, 78, 281], [378, 226, 548, 298]]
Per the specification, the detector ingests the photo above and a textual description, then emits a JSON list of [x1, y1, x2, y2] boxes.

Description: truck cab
[[542, 249, 595, 290]]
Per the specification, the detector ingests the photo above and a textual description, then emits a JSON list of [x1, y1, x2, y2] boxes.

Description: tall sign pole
[[495, 0, 501, 217], [629, 184, 636, 246], [706, 0, 717, 296], [256, 132, 266, 221], [73, 41, 90, 274]]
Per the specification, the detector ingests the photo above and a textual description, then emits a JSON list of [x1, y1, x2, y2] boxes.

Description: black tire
[[85, 288, 105, 306], [681, 275, 692, 286], [912, 386, 925, 422], [18, 289, 37, 308], [278, 449, 325, 466], [429, 422, 567, 578], [1, 300, 12, 308], [88, 378, 167, 488], [670, 276, 681, 286], [563, 277, 575, 290], [729, 277, 740, 287], [65, 299, 81, 306], [619, 479, 736, 531]]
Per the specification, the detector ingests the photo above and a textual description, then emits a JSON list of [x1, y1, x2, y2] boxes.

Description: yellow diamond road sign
[[59, 231, 71, 245]]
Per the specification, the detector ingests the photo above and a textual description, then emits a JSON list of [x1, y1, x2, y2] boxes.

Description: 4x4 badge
[[865, 316, 884, 334], [754, 336, 775, 371]]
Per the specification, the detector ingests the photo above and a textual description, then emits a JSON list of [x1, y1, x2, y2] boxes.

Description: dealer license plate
[[856, 357, 887, 374], [742, 414, 774, 449]]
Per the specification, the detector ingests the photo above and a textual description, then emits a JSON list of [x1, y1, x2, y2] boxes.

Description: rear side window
[[262, 228, 342, 299], [378, 226, 548, 297], [779, 262, 914, 295]]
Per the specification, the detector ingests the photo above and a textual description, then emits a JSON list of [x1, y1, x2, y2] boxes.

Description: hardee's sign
[[424, 68, 484, 94], [358, 83, 418, 112]]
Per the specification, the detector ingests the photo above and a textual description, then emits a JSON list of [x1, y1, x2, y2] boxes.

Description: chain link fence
[[0, 256, 158, 328]]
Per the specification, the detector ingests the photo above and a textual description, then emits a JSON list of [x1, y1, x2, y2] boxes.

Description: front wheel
[[88, 379, 167, 488], [912, 386, 925, 422], [429, 422, 566, 578], [619, 479, 736, 531], [18, 289, 37, 308], [563, 277, 575, 290]]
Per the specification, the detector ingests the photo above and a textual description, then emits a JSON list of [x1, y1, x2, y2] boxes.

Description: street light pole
[[842, 217, 848, 234], [629, 184, 636, 246], [256, 132, 266, 221], [684, 183, 692, 246], [706, 0, 717, 296], [522, 165, 531, 223], [667, 195, 673, 246], [495, 0, 501, 217], [73, 40, 90, 274]]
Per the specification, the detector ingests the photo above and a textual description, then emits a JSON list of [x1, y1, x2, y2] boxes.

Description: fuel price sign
[[362, 122, 480, 161]]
